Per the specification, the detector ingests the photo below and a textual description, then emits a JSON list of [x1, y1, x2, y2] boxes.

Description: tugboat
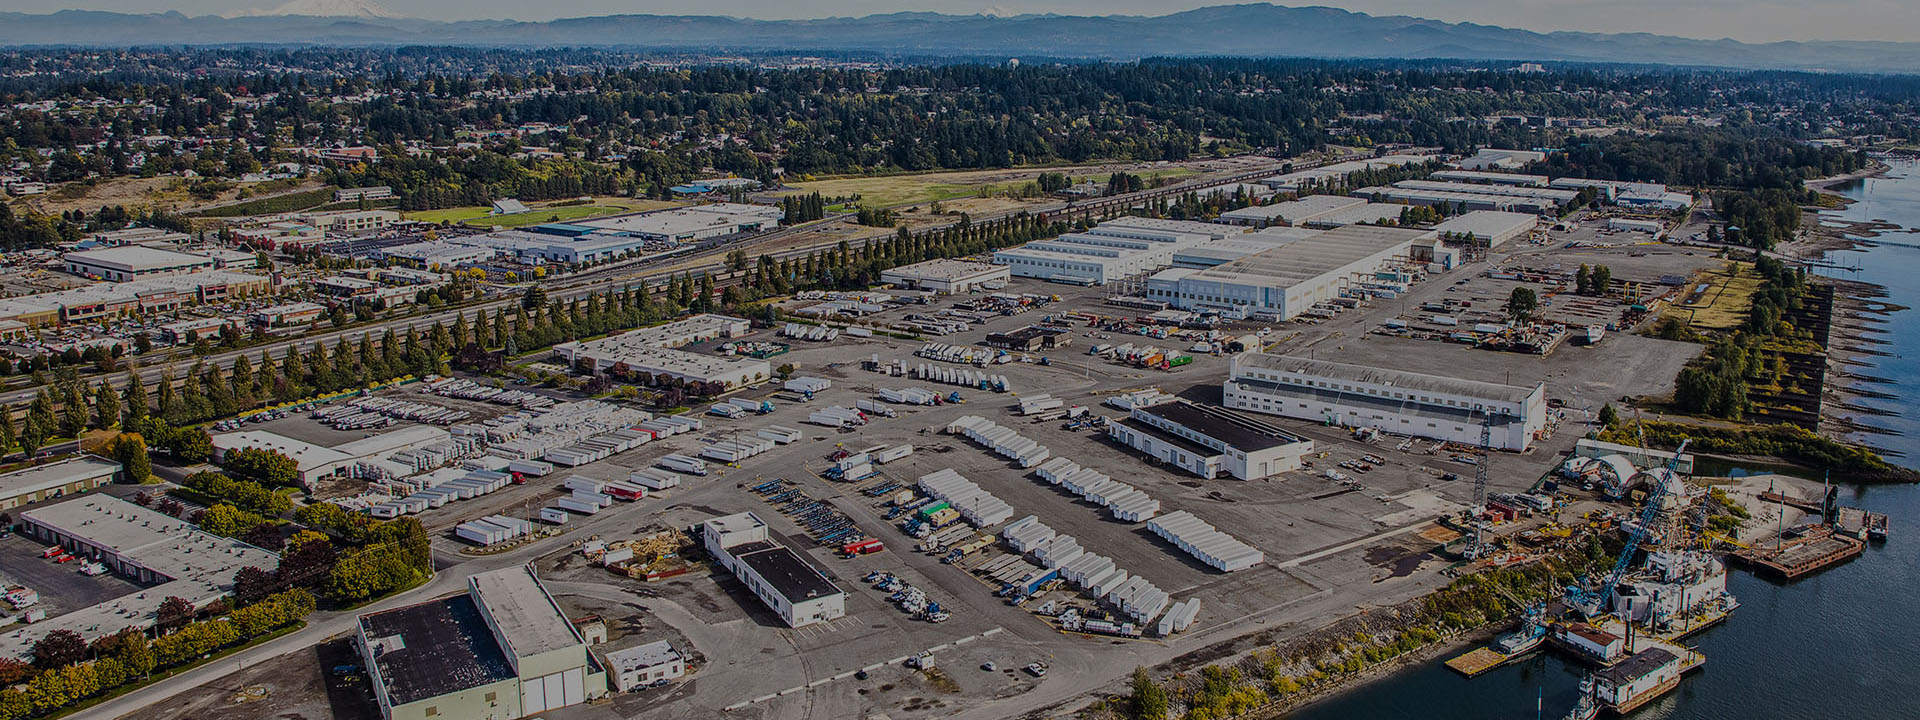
[[1561, 675, 1600, 720], [1490, 601, 1549, 657]]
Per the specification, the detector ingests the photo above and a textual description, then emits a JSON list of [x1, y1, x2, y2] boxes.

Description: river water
[[1285, 161, 1920, 720]]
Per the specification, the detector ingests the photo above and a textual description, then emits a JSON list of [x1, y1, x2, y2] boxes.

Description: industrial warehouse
[[554, 313, 769, 387], [1430, 210, 1542, 249], [62, 246, 216, 281], [1222, 353, 1549, 450], [0, 494, 280, 659], [702, 512, 848, 628], [1144, 224, 1428, 319], [1106, 401, 1314, 480], [1215, 195, 1368, 227], [357, 566, 605, 720], [879, 258, 1011, 294]]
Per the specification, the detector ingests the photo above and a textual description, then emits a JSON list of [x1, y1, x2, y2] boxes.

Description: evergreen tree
[[93, 381, 120, 430], [122, 371, 148, 426]]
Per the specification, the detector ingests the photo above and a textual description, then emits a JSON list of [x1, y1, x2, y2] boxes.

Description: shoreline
[[1783, 160, 1914, 457], [1239, 163, 1912, 719]]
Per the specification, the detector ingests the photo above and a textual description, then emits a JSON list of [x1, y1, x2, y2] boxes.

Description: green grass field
[[404, 198, 682, 227], [779, 166, 1199, 208]]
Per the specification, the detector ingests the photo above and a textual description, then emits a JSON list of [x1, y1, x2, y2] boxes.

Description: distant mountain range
[[3, 3, 1919, 74], [222, 0, 404, 20]]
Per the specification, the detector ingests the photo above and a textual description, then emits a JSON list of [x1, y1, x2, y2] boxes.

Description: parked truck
[[658, 454, 709, 476]]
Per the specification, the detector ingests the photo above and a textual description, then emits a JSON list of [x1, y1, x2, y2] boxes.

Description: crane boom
[[1568, 438, 1691, 617]]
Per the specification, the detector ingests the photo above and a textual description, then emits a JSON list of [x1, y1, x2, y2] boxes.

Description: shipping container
[[603, 481, 648, 501], [538, 507, 571, 525], [563, 477, 608, 494], [553, 497, 601, 515]]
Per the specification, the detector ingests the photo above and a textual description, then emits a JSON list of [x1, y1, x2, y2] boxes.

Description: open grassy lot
[[404, 197, 681, 226], [1666, 262, 1759, 330], [777, 165, 1198, 208]]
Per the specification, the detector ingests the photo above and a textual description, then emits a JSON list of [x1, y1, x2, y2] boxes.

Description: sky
[[2, 0, 1914, 44]]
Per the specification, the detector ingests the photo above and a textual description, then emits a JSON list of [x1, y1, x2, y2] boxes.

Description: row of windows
[[1243, 371, 1496, 411], [1232, 394, 1473, 432]]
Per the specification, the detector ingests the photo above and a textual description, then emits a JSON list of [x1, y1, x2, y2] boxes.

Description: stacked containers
[[627, 468, 683, 490], [1154, 598, 1203, 636], [1147, 511, 1264, 572], [758, 426, 804, 444], [917, 469, 1015, 527]]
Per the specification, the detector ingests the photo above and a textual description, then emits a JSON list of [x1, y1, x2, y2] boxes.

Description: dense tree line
[[10, 51, 1907, 219], [1671, 258, 1810, 420], [0, 589, 312, 720]]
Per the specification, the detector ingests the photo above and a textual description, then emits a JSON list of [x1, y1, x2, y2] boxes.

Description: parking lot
[[0, 532, 151, 621]]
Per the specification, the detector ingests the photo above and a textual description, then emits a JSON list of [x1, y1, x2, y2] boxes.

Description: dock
[[1444, 647, 1510, 676], [1757, 490, 1822, 513], [1732, 527, 1864, 579]]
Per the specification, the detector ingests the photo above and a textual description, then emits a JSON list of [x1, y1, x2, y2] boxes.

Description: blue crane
[[1566, 438, 1691, 618]]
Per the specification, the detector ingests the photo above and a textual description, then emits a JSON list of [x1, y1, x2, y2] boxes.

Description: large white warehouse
[[994, 224, 1214, 285], [1222, 353, 1549, 451], [1145, 225, 1426, 320]]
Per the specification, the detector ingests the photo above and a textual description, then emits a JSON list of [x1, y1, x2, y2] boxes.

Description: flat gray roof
[[1219, 195, 1367, 222], [468, 566, 581, 659], [63, 246, 215, 271], [1187, 225, 1426, 287], [0, 455, 119, 498], [1235, 353, 1542, 405], [882, 258, 1006, 282], [605, 640, 682, 672], [1432, 211, 1540, 239]]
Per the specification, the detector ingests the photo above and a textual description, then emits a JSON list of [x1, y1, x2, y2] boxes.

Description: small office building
[[603, 641, 687, 691]]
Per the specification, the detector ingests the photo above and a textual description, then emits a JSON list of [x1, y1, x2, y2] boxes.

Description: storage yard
[[111, 203, 1731, 720]]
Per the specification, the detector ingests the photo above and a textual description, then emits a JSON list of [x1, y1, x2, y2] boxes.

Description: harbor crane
[[1565, 438, 1692, 618], [1461, 411, 1509, 560]]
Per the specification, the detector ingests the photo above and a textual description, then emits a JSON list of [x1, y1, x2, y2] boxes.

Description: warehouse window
[[425, 708, 439, 717]]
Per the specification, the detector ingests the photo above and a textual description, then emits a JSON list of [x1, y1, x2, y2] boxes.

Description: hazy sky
[[3, 0, 1913, 44]]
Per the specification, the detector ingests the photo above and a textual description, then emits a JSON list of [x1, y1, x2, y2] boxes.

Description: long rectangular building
[[993, 226, 1210, 285], [1223, 353, 1548, 451], [1147, 225, 1425, 320], [63, 246, 215, 282], [1431, 211, 1541, 249], [1107, 401, 1313, 480], [1216, 195, 1368, 227], [1, 494, 279, 660], [0, 454, 121, 510]]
